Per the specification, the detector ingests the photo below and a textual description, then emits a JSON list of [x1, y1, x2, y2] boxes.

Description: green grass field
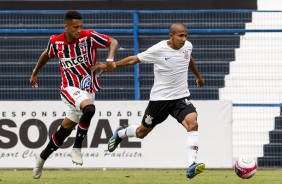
[[0, 169, 281, 184]]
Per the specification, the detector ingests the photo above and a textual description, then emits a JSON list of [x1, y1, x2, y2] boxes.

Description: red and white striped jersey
[[46, 30, 110, 93]]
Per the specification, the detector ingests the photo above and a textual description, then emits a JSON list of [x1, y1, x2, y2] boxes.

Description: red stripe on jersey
[[91, 31, 111, 48], [59, 65, 69, 88], [96, 77, 101, 88], [58, 44, 64, 58], [66, 68, 80, 88], [91, 74, 98, 92], [46, 38, 55, 58], [84, 55, 91, 66], [76, 65, 87, 76], [69, 44, 76, 58]]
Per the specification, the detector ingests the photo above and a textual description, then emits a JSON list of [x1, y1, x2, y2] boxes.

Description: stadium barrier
[[0, 10, 282, 168]]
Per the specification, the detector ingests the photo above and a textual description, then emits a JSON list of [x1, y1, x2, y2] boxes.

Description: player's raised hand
[[196, 77, 204, 87], [30, 74, 39, 88], [91, 62, 108, 77]]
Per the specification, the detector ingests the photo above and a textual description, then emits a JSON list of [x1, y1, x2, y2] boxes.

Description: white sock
[[187, 131, 199, 167], [118, 124, 138, 139]]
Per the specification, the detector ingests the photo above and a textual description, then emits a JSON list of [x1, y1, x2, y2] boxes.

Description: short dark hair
[[169, 22, 187, 34], [64, 10, 82, 22]]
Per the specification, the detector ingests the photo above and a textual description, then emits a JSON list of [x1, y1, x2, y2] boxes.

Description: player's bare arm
[[115, 55, 141, 68], [30, 51, 50, 88], [105, 37, 119, 71], [188, 56, 204, 87], [92, 55, 140, 76]]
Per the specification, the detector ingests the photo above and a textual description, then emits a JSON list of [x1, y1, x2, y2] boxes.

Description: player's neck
[[64, 33, 75, 44], [167, 40, 178, 50]]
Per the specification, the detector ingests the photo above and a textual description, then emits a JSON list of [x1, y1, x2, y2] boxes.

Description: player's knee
[[191, 122, 198, 130], [82, 104, 96, 117], [136, 129, 149, 139], [187, 121, 198, 131]]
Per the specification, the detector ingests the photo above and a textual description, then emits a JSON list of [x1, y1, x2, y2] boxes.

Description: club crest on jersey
[[81, 75, 91, 90], [183, 50, 189, 59], [78, 43, 87, 53], [60, 54, 87, 69]]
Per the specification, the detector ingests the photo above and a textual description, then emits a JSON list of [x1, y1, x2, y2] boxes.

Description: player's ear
[[169, 32, 174, 38], [64, 23, 68, 30]]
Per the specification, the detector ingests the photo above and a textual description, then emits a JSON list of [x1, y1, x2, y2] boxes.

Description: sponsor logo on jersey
[[165, 57, 171, 60], [55, 41, 64, 44], [81, 75, 91, 90], [79, 36, 87, 42], [60, 54, 87, 69]]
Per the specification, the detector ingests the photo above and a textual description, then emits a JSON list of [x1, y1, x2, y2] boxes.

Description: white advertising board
[[0, 100, 232, 169]]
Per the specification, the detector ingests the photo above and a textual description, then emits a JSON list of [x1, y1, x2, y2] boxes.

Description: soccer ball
[[234, 157, 257, 179]]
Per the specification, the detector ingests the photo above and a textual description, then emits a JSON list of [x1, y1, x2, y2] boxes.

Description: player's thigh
[[182, 112, 198, 131], [170, 97, 197, 126], [60, 86, 95, 110], [141, 101, 170, 128], [60, 87, 95, 122]]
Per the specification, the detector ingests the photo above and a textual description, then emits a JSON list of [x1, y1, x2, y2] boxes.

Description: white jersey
[[137, 40, 192, 101]]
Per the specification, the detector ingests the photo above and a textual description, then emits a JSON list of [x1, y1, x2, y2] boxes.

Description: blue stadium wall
[[0, 0, 257, 10]]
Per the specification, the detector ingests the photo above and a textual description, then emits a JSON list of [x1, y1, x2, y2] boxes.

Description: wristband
[[106, 59, 114, 62]]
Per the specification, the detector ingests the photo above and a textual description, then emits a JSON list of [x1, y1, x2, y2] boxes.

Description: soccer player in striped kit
[[30, 10, 118, 179], [94, 22, 205, 179]]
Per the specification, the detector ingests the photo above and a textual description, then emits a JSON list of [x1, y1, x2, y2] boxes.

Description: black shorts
[[141, 97, 197, 128]]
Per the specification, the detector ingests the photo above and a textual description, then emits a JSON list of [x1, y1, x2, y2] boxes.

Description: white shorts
[[60, 86, 95, 123]]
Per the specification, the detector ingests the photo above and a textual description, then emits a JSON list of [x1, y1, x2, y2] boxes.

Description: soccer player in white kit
[[30, 10, 118, 179], [94, 22, 205, 179]]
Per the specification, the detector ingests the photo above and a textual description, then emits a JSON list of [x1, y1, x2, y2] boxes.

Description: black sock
[[40, 125, 72, 160], [73, 104, 95, 148]]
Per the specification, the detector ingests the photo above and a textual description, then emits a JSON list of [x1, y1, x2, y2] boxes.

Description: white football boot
[[71, 148, 83, 165], [33, 153, 45, 179]]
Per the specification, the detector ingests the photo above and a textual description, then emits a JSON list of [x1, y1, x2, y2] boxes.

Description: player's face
[[170, 28, 188, 50], [64, 19, 83, 42]]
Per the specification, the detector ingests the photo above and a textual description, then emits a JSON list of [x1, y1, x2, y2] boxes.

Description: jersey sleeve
[[137, 44, 158, 64], [186, 41, 193, 54], [45, 36, 55, 58], [90, 30, 111, 48]]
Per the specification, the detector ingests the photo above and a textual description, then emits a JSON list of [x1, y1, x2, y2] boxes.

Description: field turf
[[0, 169, 281, 184]]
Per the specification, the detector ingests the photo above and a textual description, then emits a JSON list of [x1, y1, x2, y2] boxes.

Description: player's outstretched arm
[[188, 56, 204, 87], [92, 55, 140, 77], [30, 51, 50, 88], [115, 55, 140, 68]]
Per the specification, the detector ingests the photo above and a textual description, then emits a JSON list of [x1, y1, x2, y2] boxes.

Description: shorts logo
[[145, 114, 153, 125], [184, 99, 191, 106], [73, 90, 80, 96], [81, 75, 91, 90]]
